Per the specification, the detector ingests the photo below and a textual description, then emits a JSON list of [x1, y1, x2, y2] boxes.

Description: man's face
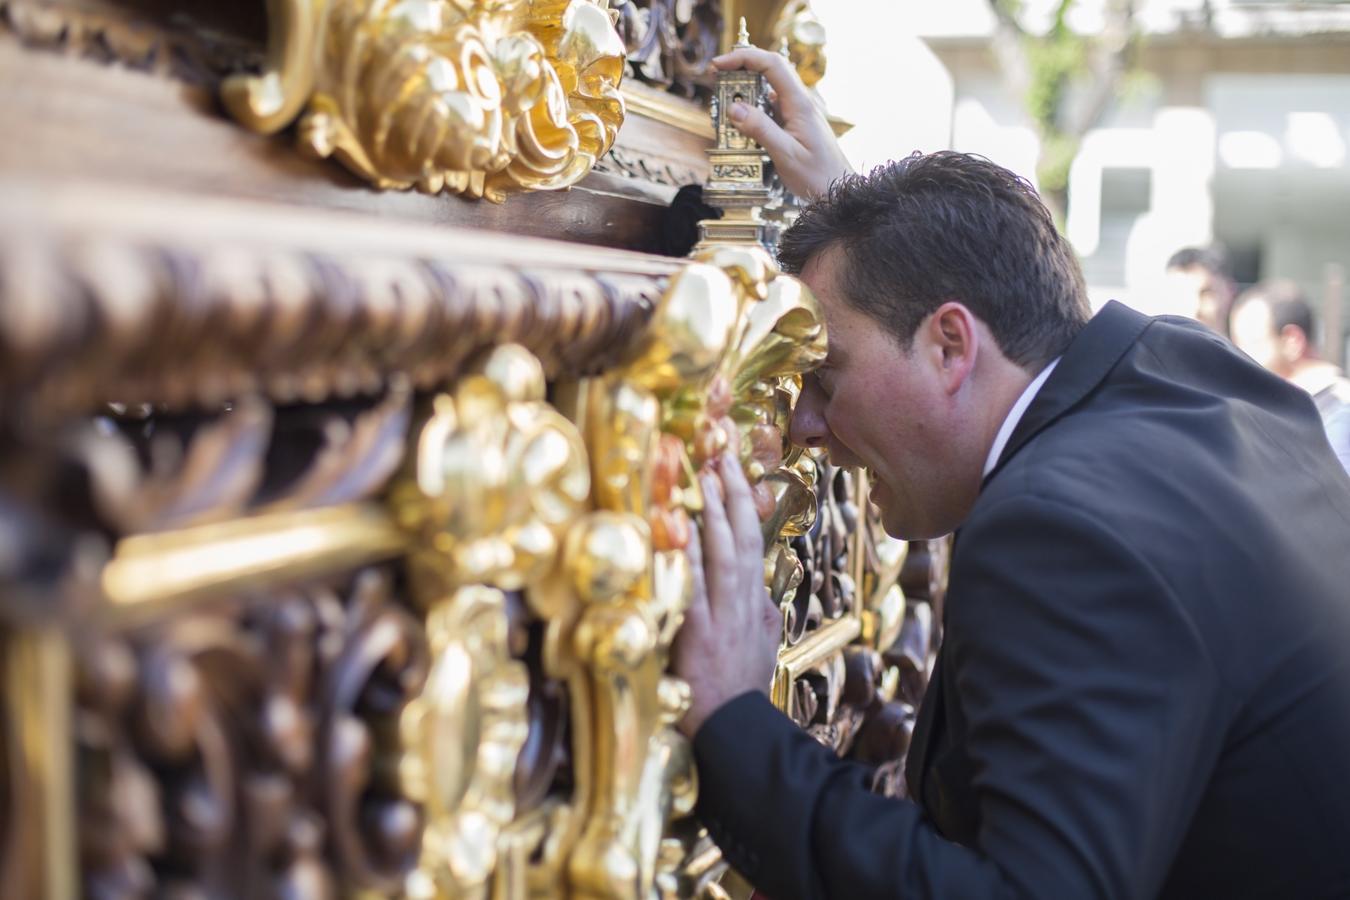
[[788, 248, 967, 540], [1231, 300, 1288, 375], [1164, 265, 1235, 335]]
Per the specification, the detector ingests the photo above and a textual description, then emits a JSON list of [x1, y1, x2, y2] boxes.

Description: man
[[670, 46, 1350, 900], [1163, 246, 1237, 337], [1231, 279, 1350, 472]]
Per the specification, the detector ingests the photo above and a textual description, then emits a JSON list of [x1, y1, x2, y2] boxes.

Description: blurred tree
[[987, 0, 1141, 226]]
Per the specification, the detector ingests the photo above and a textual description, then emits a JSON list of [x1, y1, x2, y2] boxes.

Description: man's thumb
[[730, 102, 793, 161]]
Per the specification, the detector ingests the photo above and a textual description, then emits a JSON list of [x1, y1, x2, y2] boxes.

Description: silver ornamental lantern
[[697, 18, 778, 250]]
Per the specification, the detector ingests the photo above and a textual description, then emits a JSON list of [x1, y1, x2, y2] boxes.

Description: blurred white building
[[816, 0, 1350, 351]]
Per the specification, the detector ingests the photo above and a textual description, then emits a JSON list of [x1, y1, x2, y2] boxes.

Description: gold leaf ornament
[[222, 0, 627, 202], [393, 344, 592, 592], [400, 585, 530, 900], [772, 0, 828, 88], [390, 344, 592, 898]]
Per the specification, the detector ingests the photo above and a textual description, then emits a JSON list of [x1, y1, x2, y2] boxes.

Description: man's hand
[[672, 452, 783, 738], [712, 46, 854, 201]]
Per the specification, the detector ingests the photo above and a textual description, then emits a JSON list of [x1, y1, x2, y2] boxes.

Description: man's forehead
[[797, 246, 849, 313], [797, 250, 850, 353]]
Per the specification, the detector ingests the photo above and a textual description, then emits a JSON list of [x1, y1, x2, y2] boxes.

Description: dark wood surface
[[0, 26, 711, 254]]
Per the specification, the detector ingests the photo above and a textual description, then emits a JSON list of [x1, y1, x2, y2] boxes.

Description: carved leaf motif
[[80, 398, 273, 534], [222, 0, 628, 201]]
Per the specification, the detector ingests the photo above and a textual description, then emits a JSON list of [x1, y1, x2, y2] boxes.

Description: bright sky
[[811, 0, 957, 169]]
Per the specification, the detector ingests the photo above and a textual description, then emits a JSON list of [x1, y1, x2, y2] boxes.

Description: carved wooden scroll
[[221, 0, 628, 201]]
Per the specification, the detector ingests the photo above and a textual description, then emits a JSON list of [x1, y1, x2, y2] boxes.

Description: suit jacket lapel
[[984, 301, 1153, 485]]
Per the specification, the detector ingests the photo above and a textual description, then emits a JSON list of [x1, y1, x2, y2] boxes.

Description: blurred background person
[[1165, 246, 1238, 337], [1231, 280, 1350, 472]]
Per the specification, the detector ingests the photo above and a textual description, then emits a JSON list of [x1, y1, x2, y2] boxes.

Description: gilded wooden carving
[[559, 243, 825, 898], [221, 0, 628, 201], [0, 3, 956, 897], [392, 344, 590, 897], [770, 0, 825, 88]]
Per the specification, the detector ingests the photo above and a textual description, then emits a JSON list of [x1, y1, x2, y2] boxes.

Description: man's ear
[[926, 301, 979, 395]]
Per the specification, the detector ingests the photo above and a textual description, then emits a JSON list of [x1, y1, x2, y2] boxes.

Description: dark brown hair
[[1236, 279, 1315, 341], [778, 152, 1090, 369]]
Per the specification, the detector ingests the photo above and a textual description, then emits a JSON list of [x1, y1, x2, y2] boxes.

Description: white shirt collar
[[982, 358, 1061, 478]]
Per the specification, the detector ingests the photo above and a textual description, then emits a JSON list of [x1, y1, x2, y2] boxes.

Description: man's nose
[[788, 380, 829, 448]]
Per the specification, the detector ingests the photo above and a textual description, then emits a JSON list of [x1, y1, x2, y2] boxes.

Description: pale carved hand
[[672, 452, 783, 737], [712, 46, 854, 201]]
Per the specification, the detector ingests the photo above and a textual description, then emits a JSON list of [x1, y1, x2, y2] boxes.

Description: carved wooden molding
[[0, 0, 263, 84], [596, 145, 704, 188], [0, 179, 676, 418]]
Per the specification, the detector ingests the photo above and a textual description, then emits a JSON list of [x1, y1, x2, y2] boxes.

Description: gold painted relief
[[770, 0, 826, 88], [391, 344, 591, 898], [222, 0, 627, 201], [550, 244, 826, 899]]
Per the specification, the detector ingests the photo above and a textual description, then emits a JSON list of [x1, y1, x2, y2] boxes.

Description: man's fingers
[[712, 47, 812, 116], [699, 470, 738, 609], [719, 452, 766, 563], [762, 595, 784, 648], [727, 103, 801, 168], [684, 520, 710, 624]]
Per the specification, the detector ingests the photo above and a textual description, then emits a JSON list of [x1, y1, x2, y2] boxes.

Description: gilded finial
[[736, 17, 751, 48]]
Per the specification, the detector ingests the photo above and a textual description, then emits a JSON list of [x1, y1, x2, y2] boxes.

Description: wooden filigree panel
[[75, 567, 428, 898]]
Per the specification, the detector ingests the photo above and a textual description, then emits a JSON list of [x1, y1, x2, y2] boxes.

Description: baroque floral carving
[[390, 343, 591, 897], [221, 0, 628, 202], [571, 244, 824, 897]]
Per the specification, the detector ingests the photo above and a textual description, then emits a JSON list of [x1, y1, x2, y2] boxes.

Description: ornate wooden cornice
[[0, 178, 677, 418], [0, 0, 715, 202]]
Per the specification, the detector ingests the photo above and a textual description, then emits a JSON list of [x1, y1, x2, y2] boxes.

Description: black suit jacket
[[693, 301, 1350, 899]]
